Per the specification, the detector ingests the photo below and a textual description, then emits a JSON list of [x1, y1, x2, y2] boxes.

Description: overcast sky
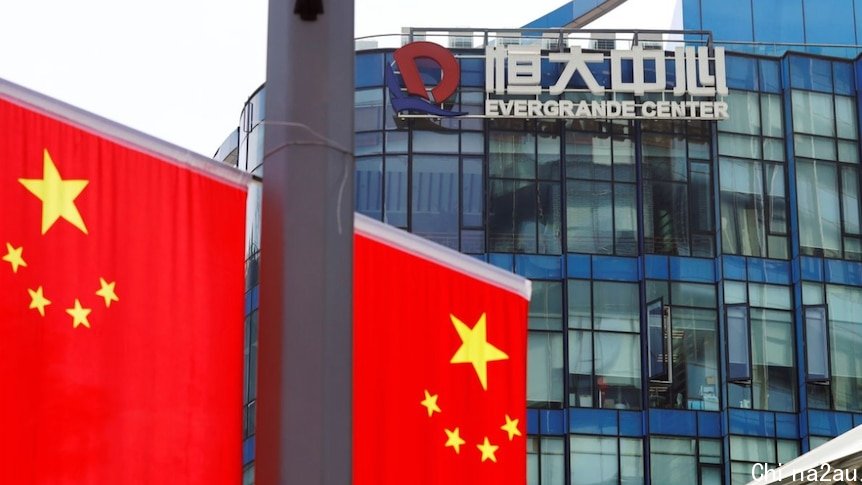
[[0, 0, 568, 156]]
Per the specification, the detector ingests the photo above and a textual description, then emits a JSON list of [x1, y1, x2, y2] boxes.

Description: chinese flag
[[0, 86, 247, 483], [353, 215, 531, 485]]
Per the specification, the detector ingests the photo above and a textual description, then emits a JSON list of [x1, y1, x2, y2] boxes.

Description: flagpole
[[258, 0, 353, 482]]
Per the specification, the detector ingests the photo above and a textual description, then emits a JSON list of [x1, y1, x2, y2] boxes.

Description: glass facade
[[221, 24, 862, 485]]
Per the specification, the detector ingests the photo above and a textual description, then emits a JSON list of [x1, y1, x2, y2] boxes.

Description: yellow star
[[501, 414, 522, 440], [476, 437, 499, 463], [19, 149, 89, 235], [420, 390, 441, 417], [444, 428, 466, 454], [449, 313, 508, 390], [27, 286, 51, 317], [2, 243, 27, 273], [66, 299, 92, 329], [95, 278, 119, 308]]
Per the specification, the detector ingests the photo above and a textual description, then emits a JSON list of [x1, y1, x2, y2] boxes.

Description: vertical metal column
[[257, 0, 354, 483]]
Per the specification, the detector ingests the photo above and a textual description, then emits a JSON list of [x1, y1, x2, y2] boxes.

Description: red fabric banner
[[0, 95, 247, 483], [354, 218, 530, 485]]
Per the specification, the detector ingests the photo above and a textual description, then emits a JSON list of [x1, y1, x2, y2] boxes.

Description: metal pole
[[257, 0, 353, 483]]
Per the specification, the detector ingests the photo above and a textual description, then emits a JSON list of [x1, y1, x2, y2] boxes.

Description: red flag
[[0, 83, 248, 483], [353, 215, 531, 485]]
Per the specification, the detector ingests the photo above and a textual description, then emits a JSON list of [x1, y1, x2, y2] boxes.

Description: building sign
[[387, 41, 729, 121]]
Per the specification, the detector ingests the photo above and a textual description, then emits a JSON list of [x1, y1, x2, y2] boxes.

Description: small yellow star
[[27, 286, 51, 317], [476, 437, 499, 463], [501, 414, 522, 440], [420, 389, 441, 417], [19, 149, 89, 235], [444, 428, 466, 454], [95, 278, 119, 308], [450, 313, 509, 390], [2, 243, 27, 273], [66, 299, 92, 329]]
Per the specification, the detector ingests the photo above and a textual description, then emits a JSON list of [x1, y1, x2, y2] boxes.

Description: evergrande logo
[[419, 312, 522, 463], [2, 149, 118, 328]]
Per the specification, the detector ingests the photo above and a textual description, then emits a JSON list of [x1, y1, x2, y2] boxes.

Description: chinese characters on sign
[[484, 45, 728, 120]]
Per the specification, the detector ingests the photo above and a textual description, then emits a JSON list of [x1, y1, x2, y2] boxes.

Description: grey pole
[[257, 0, 353, 483]]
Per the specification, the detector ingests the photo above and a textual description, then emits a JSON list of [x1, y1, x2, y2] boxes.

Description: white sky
[[0, 0, 669, 156], [0, 0, 562, 156]]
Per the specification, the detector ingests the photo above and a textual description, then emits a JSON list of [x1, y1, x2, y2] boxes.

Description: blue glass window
[[411, 155, 459, 249], [726, 305, 752, 382], [805, 306, 831, 383], [528, 437, 565, 485], [355, 156, 382, 219]]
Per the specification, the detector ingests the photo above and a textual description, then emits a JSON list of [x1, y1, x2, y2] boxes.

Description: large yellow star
[[28, 286, 51, 317], [66, 299, 92, 329], [19, 149, 89, 235], [420, 389, 441, 417], [449, 313, 508, 390], [444, 428, 466, 454], [476, 437, 499, 463], [2, 243, 27, 273], [501, 414, 522, 441], [95, 277, 119, 308]]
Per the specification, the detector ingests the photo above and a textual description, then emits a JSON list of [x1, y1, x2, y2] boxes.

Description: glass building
[[219, 1, 862, 483]]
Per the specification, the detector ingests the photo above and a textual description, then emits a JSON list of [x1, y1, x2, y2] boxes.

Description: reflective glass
[[355, 156, 382, 219], [412, 155, 459, 249], [721, 158, 766, 257], [720, 91, 760, 135], [643, 181, 691, 256], [805, 306, 830, 382], [490, 131, 536, 178], [567, 132, 612, 181], [540, 438, 566, 485], [384, 155, 408, 227], [650, 437, 697, 485], [642, 133, 687, 181], [462, 157, 483, 228], [412, 130, 459, 153], [838, 140, 859, 163], [568, 280, 591, 329], [797, 159, 841, 256], [567, 180, 613, 254], [763, 138, 784, 161], [596, 333, 641, 410], [571, 436, 618, 485], [538, 182, 563, 254], [761, 94, 784, 138], [672, 282, 716, 308], [529, 281, 564, 330], [719, 133, 762, 160], [538, 132, 562, 180], [792, 91, 835, 137], [794, 134, 837, 161], [569, 330, 593, 407], [835, 96, 858, 140], [528, 331, 564, 407], [594, 281, 639, 332], [354, 88, 384, 131], [726, 305, 751, 382], [827, 285, 862, 411], [614, 183, 638, 256], [842, 166, 861, 235], [620, 438, 644, 485], [489, 179, 536, 253], [749, 284, 792, 310], [750, 309, 796, 411]]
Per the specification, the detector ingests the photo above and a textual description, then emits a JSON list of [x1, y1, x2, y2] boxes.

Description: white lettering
[[560, 100, 574, 117], [642, 101, 656, 117]]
